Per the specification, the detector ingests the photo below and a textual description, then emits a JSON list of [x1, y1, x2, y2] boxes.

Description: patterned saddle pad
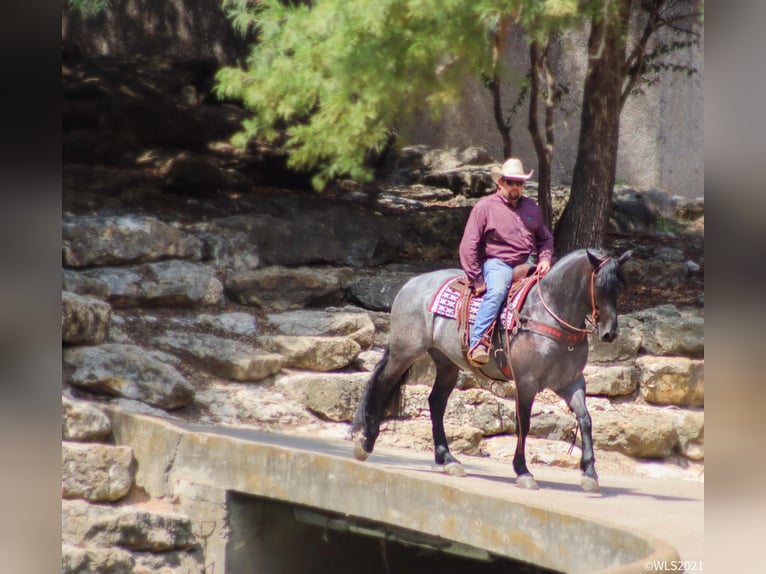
[[428, 276, 529, 330]]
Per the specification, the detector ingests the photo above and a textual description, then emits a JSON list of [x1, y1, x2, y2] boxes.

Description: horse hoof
[[443, 462, 466, 477], [580, 476, 599, 492], [353, 441, 370, 462], [517, 474, 539, 490]]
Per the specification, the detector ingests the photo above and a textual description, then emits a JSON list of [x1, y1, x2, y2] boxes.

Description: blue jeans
[[470, 258, 514, 348]]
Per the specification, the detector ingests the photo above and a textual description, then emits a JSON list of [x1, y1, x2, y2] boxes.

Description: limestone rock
[[210, 207, 394, 268], [63, 344, 194, 409], [275, 372, 370, 421], [196, 311, 259, 336], [65, 261, 224, 308], [62, 396, 111, 441], [62, 442, 135, 501], [637, 356, 704, 407], [375, 419, 484, 456], [400, 386, 516, 436], [591, 406, 678, 458], [588, 315, 642, 362], [62, 542, 134, 574], [226, 266, 355, 310], [673, 409, 704, 460], [258, 335, 360, 371], [62, 499, 198, 551], [628, 305, 704, 357], [354, 349, 385, 372], [346, 273, 417, 312], [62, 291, 112, 345], [266, 306, 376, 349], [138, 260, 224, 307], [623, 259, 688, 289], [584, 363, 638, 396], [152, 331, 283, 381], [62, 214, 201, 267]]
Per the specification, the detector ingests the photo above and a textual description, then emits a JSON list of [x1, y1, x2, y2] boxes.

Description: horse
[[351, 248, 631, 492]]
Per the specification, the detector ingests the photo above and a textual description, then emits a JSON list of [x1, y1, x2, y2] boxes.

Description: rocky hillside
[[61, 51, 704, 573]]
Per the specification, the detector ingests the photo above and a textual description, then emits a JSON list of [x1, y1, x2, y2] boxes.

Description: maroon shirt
[[459, 192, 554, 288]]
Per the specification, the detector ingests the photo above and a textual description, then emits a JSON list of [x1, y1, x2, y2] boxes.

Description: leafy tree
[[66, 0, 110, 18], [554, 0, 702, 253], [216, 0, 499, 190], [217, 0, 701, 254]]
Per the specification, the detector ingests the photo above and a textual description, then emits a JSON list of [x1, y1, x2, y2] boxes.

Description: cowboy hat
[[490, 158, 534, 184]]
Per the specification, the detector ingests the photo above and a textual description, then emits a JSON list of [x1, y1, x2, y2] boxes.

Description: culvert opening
[[227, 493, 561, 574]]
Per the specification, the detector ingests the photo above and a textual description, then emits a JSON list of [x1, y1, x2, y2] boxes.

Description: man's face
[[501, 178, 524, 202]]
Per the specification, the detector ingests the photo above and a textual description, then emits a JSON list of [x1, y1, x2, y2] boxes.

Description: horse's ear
[[586, 248, 604, 269], [617, 250, 633, 265]]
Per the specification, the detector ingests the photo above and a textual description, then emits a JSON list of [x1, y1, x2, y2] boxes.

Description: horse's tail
[[351, 348, 389, 433], [351, 348, 407, 434]]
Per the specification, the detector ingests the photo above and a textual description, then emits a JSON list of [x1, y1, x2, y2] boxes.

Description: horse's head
[[587, 249, 631, 343]]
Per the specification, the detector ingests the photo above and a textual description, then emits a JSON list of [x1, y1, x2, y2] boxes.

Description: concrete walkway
[[111, 412, 704, 573]]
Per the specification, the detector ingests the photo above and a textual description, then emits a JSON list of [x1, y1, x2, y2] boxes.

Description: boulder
[[209, 207, 396, 268], [63, 344, 194, 409], [62, 291, 112, 345], [66, 261, 224, 308], [588, 315, 643, 362], [673, 409, 704, 460], [622, 258, 688, 290], [399, 386, 516, 436], [346, 273, 417, 312], [275, 372, 370, 421], [62, 396, 111, 441], [62, 442, 135, 501], [62, 543, 134, 574], [226, 266, 355, 310], [637, 356, 704, 407], [266, 306, 376, 349], [62, 214, 201, 267], [196, 311, 259, 336], [584, 363, 638, 396], [629, 305, 704, 357], [62, 499, 198, 551], [374, 419, 484, 456], [258, 335, 361, 371], [591, 405, 678, 458], [152, 331, 283, 381]]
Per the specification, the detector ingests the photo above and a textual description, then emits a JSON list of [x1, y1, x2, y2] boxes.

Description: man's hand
[[472, 282, 487, 296], [537, 260, 551, 276]]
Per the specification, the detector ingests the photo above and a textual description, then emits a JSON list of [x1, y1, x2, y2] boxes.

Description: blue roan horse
[[351, 248, 631, 492]]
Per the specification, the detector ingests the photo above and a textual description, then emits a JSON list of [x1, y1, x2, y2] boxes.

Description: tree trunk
[[528, 39, 554, 229], [490, 74, 513, 158], [554, 0, 632, 255]]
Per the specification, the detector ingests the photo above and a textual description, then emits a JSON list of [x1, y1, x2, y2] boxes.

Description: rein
[[535, 257, 612, 336]]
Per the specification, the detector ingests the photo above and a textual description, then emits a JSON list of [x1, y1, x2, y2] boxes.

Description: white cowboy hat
[[490, 158, 534, 184]]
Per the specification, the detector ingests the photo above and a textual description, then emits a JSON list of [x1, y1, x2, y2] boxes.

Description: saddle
[[453, 262, 537, 359]]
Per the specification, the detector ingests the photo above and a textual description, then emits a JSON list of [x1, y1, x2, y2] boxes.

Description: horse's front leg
[[513, 382, 539, 489], [558, 376, 599, 492], [427, 349, 464, 476]]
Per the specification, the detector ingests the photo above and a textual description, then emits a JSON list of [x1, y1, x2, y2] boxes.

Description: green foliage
[[66, 0, 110, 18], [216, 0, 519, 190]]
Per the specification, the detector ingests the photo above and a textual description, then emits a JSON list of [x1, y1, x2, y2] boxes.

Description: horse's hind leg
[[351, 349, 418, 460], [557, 376, 599, 492], [427, 349, 465, 477]]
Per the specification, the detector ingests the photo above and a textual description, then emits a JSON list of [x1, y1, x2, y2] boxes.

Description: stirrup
[[468, 342, 490, 365]]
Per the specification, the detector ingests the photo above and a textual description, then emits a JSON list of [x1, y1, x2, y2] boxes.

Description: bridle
[[536, 257, 612, 335]]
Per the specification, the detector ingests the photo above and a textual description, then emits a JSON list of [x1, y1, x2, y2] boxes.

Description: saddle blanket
[[429, 276, 527, 330]]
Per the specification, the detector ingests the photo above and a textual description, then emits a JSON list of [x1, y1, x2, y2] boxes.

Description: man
[[459, 157, 554, 365]]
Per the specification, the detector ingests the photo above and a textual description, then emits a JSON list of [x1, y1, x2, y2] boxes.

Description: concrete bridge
[[109, 410, 703, 573]]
